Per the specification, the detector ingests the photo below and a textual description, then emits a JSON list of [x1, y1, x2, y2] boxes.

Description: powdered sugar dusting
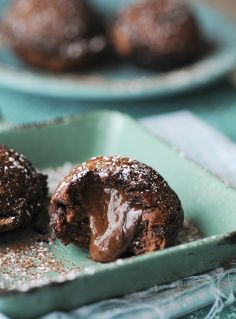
[[61, 155, 161, 192], [0, 228, 81, 291], [42, 162, 75, 194]]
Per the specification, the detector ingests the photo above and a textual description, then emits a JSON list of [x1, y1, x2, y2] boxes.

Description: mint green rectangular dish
[[0, 110, 236, 318]]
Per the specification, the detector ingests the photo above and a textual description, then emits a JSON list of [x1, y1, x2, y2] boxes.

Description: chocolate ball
[[0, 145, 48, 232], [50, 156, 184, 262], [110, 0, 203, 70], [2, 0, 108, 71]]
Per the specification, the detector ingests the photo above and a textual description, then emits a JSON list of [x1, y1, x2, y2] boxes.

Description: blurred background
[[0, 0, 235, 130]]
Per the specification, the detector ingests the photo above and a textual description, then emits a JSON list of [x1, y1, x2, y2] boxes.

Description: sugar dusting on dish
[[42, 162, 75, 194], [0, 163, 203, 291], [0, 228, 81, 291]]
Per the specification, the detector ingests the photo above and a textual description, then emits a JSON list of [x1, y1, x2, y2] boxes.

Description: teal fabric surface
[[141, 111, 236, 188], [37, 265, 236, 319]]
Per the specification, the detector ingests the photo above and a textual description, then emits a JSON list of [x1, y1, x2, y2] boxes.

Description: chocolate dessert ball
[[110, 0, 203, 70], [3, 0, 108, 71], [0, 145, 48, 232], [50, 156, 184, 263]]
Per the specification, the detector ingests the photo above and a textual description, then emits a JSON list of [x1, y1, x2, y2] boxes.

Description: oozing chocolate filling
[[50, 156, 184, 263], [81, 184, 142, 262]]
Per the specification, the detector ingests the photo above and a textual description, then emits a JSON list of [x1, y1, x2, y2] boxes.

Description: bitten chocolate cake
[[0, 145, 48, 232], [2, 0, 108, 71], [110, 0, 203, 70], [50, 156, 184, 263]]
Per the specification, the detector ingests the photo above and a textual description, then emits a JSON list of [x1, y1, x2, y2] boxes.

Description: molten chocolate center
[[82, 184, 142, 262]]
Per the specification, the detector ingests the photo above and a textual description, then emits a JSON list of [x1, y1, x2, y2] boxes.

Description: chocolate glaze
[[0, 145, 48, 232], [50, 156, 184, 262], [2, 0, 108, 71], [110, 0, 204, 70]]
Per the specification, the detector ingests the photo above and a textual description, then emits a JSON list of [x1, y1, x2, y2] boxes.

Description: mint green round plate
[[0, 1, 235, 101]]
